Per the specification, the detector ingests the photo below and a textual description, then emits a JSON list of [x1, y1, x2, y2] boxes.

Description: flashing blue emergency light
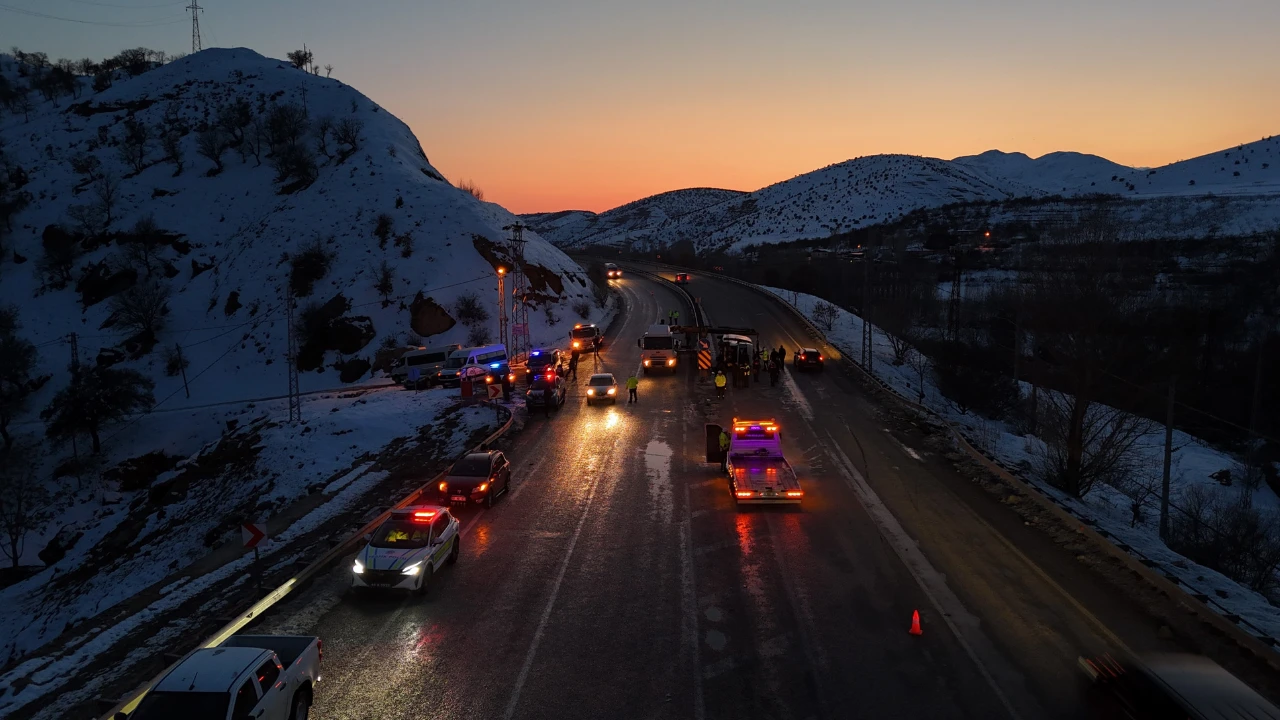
[[531, 351, 541, 356], [489, 362, 500, 369]]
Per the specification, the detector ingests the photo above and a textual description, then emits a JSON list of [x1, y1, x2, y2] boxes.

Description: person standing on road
[[769, 359, 780, 387], [626, 374, 639, 403], [568, 351, 579, 381], [714, 370, 727, 398], [778, 346, 787, 367], [718, 429, 731, 472]]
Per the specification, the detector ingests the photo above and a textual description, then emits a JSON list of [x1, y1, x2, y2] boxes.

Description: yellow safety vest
[[714, 373, 727, 388]]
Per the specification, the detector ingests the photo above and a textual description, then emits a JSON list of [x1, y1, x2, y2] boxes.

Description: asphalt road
[[274, 270, 1173, 720]]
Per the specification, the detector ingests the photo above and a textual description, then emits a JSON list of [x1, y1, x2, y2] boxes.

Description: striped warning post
[[698, 350, 712, 369]]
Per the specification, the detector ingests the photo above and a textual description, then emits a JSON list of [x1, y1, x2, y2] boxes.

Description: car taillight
[[786, 491, 803, 497], [818, 355, 823, 361], [478, 483, 489, 492], [735, 491, 753, 498]]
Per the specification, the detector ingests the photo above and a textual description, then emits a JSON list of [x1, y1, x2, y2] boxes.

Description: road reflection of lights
[[605, 409, 622, 429]]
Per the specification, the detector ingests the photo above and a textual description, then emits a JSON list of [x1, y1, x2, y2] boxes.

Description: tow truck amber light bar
[[785, 491, 803, 497], [735, 491, 754, 498]]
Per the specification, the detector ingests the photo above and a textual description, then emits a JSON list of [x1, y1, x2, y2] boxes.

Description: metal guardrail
[[98, 404, 517, 719], [619, 257, 1280, 673]]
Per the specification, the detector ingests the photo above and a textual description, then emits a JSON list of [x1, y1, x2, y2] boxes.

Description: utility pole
[[861, 245, 871, 368], [1159, 375, 1175, 541], [502, 223, 530, 364], [285, 284, 302, 423], [497, 267, 508, 351], [186, 0, 203, 54]]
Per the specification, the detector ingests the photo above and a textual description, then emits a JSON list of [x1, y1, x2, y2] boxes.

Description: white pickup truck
[[117, 635, 321, 720]]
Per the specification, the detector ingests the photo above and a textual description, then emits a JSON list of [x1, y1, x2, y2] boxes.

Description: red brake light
[[412, 510, 436, 522], [818, 355, 823, 361]]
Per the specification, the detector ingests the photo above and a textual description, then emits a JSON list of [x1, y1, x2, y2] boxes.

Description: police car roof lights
[[411, 510, 436, 522], [531, 350, 541, 356]]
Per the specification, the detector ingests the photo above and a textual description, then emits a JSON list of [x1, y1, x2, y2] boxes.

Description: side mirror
[[636, 338, 643, 349]]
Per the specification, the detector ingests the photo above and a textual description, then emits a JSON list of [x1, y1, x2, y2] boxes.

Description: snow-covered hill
[[0, 48, 603, 415], [536, 137, 1280, 252], [523, 187, 745, 248]]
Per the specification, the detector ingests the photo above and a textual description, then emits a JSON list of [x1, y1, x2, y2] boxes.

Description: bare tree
[[117, 117, 150, 173], [457, 179, 484, 201], [245, 115, 266, 166], [92, 169, 120, 227], [323, 64, 334, 78], [0, 440, 51, 569], [109, 279, 171, 338], [121, 214, 165, 278], [266, 102, 309, 151], [11, 86, 33, 123], [196, 127, 226, 173], [372, 213, 393, 249], [811, 301, 839, 332], [286, 48, 314, 72], [313, 115, 334, 159], [373, 259, 394, 304], [159, 125, 184, 175], [333, 117, 363, 160]]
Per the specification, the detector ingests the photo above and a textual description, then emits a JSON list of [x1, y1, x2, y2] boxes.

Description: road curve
[[252, 269, 1172, 719]]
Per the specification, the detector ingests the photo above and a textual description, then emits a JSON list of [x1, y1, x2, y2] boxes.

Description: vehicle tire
[[448, 536, 460, 565], [290, 689, 312, 720], [416, 565, 433, 596]]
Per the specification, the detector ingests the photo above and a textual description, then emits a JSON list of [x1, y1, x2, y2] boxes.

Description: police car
[[351, 505, 459, 595]]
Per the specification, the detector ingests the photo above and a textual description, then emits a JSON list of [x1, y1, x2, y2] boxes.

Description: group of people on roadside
[[713, 344, 790, 396]]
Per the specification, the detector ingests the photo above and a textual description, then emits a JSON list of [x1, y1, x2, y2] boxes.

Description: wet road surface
[[276, 270, 1171, 719]]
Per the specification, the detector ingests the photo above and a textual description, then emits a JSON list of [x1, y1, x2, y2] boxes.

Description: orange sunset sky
[[7, 0, 1279, 213]]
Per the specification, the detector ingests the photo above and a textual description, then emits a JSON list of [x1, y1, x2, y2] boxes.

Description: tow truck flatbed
[[725, 419, 802, 505]]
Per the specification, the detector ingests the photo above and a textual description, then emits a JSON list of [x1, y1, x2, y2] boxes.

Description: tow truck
[[705, 419, 802, 506]]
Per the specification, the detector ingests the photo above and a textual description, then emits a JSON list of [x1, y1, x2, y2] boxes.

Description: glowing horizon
[[5, 0, 1278, 215]]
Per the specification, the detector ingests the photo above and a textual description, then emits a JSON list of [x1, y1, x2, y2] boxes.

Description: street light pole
[[497, 267, 508, 351]]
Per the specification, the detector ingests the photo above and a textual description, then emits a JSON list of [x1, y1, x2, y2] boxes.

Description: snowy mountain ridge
[[529, 137, 1280, 252], [0, 47, 602, 417]]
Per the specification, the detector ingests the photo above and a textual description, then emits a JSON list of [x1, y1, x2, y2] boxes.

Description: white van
[[437, 344, 508, 387], [391, 344, 461, 386]]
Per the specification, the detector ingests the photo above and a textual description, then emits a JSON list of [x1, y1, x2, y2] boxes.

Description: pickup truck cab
[[120, 635, 321, 720]]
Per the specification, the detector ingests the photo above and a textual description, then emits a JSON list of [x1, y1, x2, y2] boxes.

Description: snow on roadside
[[760, 284, 1280, 642], [0, 385, 492, 691]]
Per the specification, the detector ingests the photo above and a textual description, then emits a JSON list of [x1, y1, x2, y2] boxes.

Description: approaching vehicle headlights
[[402, 561, 423, 576], [572, 340, 582, 349], [606, 387, 616, 395], [352, 559, 364, 574], [666, 359, 676, 367], [643, 359, 651, 366], [587, 388, 595, 395]]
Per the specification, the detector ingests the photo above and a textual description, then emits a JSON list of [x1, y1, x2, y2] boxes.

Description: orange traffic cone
[[909, 610, 922, 636]]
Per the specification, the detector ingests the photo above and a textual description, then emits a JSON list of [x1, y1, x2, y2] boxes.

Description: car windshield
[[642, 336, 673, 350], [451, 456, 491, 476], [130, 691, 230, 720], [370, 517, 434, 548], [444, 355, 466, 368], [588, 376, 614, 386], [571, 328, 596, 338]]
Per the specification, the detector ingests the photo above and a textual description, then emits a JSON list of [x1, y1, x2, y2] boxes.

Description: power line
[[69, 0, 187, 9], [0, 2, 187, 25]]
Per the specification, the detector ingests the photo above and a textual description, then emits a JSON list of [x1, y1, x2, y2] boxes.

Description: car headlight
[[438, 481, 447, 492], [573, 341, 581, 348], [587, 388, 595, 395], [352, 559, 364, 574], [643, 360, 650, 366], [478, 483, 489, 492], [402, 561, 423, 576], [667, 359, 676, 366], [606, 387, 616, 395]]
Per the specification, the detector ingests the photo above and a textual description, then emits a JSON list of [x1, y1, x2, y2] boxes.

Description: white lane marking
[[502, 472, 601, 720], [780, 370, 814, 421], [900, 443, 923, 462], [822, 428, 1027, 720], [680, 483, 707, 720]]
